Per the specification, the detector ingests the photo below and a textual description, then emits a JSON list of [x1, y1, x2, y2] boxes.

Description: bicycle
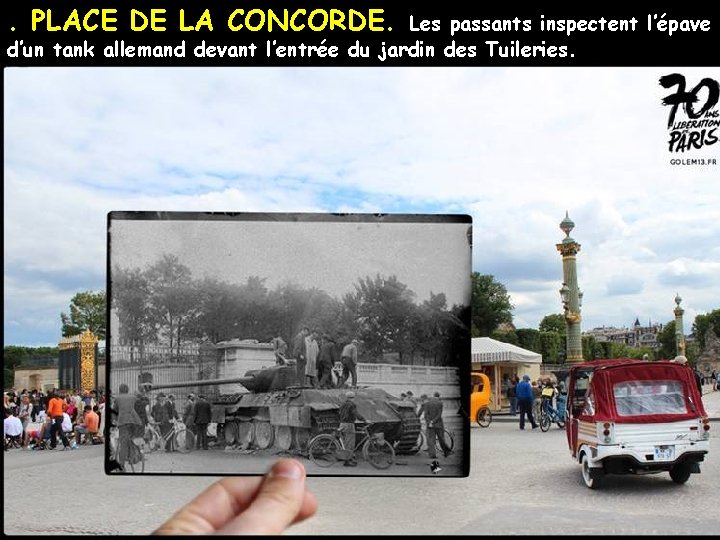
[[109, 426, 145, 473], [413, 426, 455, 454], [540, 394, 567, 432], [145, 420, 195, 453], [307, 422, 395, 469]]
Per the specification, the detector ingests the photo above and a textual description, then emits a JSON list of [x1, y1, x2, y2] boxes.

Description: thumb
[[217, 459, 307, 535]]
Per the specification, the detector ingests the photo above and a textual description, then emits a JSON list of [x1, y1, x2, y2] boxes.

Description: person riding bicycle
[[338, 391, 361, 467], [540, 381, 557, 415]]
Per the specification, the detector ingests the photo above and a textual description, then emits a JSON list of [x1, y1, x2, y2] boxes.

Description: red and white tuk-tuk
[[565, 359, 710, 489]]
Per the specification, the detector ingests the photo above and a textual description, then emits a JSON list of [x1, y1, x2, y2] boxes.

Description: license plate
[[654, 446, 675, 460]]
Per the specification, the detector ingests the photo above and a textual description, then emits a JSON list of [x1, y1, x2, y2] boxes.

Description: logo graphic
[[660, 74, 719, 154]]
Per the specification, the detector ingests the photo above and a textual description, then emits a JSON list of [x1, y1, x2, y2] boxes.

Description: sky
[[4, 67, 720, 346], [109, 217, 471, 306]]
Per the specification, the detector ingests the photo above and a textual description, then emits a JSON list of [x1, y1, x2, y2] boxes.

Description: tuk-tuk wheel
[[476, 407, 492, 428], [581, 453, 603, 489], [669, 463, 692, 484]]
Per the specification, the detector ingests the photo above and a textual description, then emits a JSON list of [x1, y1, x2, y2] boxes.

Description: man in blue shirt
[[516, 375, 538, 430]]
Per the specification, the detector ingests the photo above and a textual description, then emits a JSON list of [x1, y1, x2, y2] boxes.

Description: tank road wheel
[[293, 428, 311, 452], [237, 421, 255, 450], [308, 434, 340, 468], [224, 421, 238, 446], [669, 462, 692, 484], [254, 421, 274, 450], [581, 453, 603, 489], [274, 426, 293, 451]]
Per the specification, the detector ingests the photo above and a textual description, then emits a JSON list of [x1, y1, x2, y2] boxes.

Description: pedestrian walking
[[516, 375, 538, 430]]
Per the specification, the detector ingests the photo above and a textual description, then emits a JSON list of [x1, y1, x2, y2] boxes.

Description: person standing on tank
[[304, 330, 320, 388], [341, 339, 359, 388], [292, 327, 309, 385], [317, 334, 338, 389]]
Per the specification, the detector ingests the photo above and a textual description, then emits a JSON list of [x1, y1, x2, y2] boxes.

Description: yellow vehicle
[[470, 371, 493, 427]]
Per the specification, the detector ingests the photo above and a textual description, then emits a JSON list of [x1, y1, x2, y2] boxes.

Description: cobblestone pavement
[[4, 419, 719, 535]]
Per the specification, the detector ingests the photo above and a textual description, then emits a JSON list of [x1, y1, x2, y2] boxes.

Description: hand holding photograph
[[106, 212, 471, 477]]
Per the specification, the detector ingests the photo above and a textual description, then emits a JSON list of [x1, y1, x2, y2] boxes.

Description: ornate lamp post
[[673, 293, 686, 357], [556, 212, 584, 363]]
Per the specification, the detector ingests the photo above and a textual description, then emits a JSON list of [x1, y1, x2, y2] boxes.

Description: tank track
[[392, 409, 422, 455]]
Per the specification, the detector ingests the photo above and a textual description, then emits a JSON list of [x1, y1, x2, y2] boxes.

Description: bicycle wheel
[[308, 434, 341, 468], [146, 426, 162, 452], [363, 437, 395, 469], [125, 441, 145, 473], [414, 431, 426, 451], [174, 429, 195, 453], [435, 429, 455, 453], [476, 407, 492, 428], [540, 411, 551, 432]]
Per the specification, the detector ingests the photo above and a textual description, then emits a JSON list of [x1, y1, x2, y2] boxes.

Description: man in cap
[[182, 394, 197, 451], [151, 393, 173, 452], [338, 391, 360, 466]]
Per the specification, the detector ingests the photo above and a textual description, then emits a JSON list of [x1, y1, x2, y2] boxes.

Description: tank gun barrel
[[148, 376, 255, 391]]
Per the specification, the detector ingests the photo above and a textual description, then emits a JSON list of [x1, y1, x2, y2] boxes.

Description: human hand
[[153, 458, 317, 535]]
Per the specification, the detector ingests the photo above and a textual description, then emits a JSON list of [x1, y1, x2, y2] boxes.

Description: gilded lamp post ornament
[[79, 329, 98, 391], [673, 293, 686, 356], [556, 212, 584, 363]]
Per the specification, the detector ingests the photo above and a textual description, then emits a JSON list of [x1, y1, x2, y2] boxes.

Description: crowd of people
[[3, 387, 105, 451], [503, 375, 566, 430], [272, 329, 360, 389]]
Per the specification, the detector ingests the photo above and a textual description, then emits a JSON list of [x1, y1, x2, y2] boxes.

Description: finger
[[291, 489, 318, 525], [153, 476, 263, 535], [217, 459, 309, 535]]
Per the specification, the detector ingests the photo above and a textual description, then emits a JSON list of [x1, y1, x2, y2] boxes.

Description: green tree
[[4, 346, 58, 388], [582, 335, 596, 360], [491, 329, 519, 345], [516, 328, 541, 353], [692, 309, 720, 350], [470, 273, 513, 337], [539, 331, 563, 364], [656, 320, 678, 360], [61, 290, 106, 339], [146, 254, 198, 353], [539, 313, 566, 335], [345, 274, 417, 362], [112, 267, 153, 347]]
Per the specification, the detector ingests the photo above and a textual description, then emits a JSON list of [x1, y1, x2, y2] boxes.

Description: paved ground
[[5, 400, 719, 536]]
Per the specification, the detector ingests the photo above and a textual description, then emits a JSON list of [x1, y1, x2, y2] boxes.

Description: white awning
[[471, 337, 542, 364]]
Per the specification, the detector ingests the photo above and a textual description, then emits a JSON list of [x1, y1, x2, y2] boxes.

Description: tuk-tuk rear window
[[613, 380, 687, 416]]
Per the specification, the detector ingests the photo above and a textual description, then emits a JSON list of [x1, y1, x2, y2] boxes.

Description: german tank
[[146, 363, 422, 454]]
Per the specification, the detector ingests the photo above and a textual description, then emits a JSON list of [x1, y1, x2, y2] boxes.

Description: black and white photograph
[[106, 212, 471, 477]]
